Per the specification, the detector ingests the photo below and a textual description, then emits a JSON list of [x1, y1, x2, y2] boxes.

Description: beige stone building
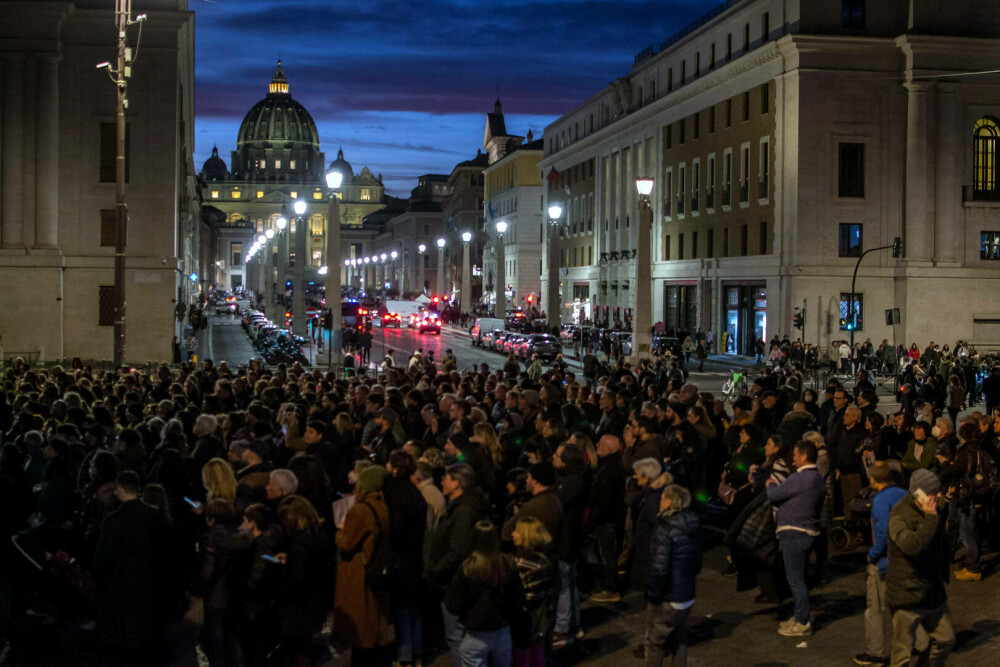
[[0, 0, 201, 364], [541, 0, 1000, 354]]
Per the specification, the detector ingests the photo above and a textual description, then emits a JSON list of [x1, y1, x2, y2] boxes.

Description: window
[[842, 0, 865, 28], [231, 242, 243, 267], [840, 292, 864, 330], [740, 224, 748, 256], [275, 160, 281, 169], [100, 210, 116, 247], [838, 143, 865, 197], [664, 169, 673, 217], [695, 53, 701, 77], [98, 286, 115, 326], [726, 34, 733, 61], [723, 228, 730, 257], [707, 228, 714, 258], [693, 112, 700, 139], [740, 145, 751, 203], [290, 191, 297, 198], [759, 139, 770, 199], [99, 122, 129, 183], [758, 222, 768, 254], [211, 190, 219, 199], [723, 150, 733, 206], [973, 117, 999, 196], [232, 189, 242, 199], [312, 191, 323, 200], [709, 105, 715, 133], [668, 68, 673, 92], [679, 233, 685, 260], [679, 118, 685, 144], [726, 99, 732, 127], [692, 159, 700, 212], [981, 232, 1000, 260], [681, 60, 686, 85], [710, 43, 716, 69], [289, 160, 296, 169], [692, 231, 699, 258], [312, 250, 322, 267], [256, 190, 264, 199], [664, 234, 671, 260], [743, 91, 750, 121], [261, 160, 267, 169], [839, 223, 863, 257], [743, 23, 750, 53], [760, 83, 769, 114], [762, 12, 770, 41], [665, 123, 672, 149]]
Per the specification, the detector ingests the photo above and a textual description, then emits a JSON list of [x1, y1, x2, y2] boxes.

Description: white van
[[471, 318, 504, 346]]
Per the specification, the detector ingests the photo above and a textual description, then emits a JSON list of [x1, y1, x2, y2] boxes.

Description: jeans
[[644, 603, 690, 667], [394, 605, 423, 663], [890, 605, 955, 667], [442, 601, 466, 667], [592, 523, 619, 592], [957, 504, 982, 572], [554, 560, 580, 634], [778, 530, 815, 624], [863, 563, 891, 659], [459, 627, 512, 667]]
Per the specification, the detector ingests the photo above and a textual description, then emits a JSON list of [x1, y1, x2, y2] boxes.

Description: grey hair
[[194, 413, 218, 436], [414, 460, 434, 482], [845, 405, 862, 419], [632, 457, 662, 480], [63, 392, 83, 410], [269, 469, 299, 496], [661, 484, 692, 509]]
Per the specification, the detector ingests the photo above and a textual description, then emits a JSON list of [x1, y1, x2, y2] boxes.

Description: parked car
[[520, 334, 562, 362], [471, 318, 505, 346], [418, 313, 441, 334], [379, 312, 402, 328]]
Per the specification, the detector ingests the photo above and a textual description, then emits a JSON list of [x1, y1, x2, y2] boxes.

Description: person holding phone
[[886, 469, 954, 666]]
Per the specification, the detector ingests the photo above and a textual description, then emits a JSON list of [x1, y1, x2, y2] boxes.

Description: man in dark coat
[[886, 469, 954, 666], [552, 444, 590, 644], [596, 389, 626, 440], [93, 472, 172, 662], [589, 434, 627, 603], [501, 461, 564, 554]]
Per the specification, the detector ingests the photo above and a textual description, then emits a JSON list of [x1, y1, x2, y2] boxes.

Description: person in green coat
[[901, 421, 939, 478]]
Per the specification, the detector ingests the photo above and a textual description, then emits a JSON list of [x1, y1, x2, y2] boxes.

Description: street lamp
[[436, 238, 446, 299], [633, 177, 654, 362], [289, 201, 309, 337], [495, 221, 507, 320], [417, 243, 427, 295], [546, 202, 563, 327], [461, 231, 472, 317], [390, 250, 399, 294]]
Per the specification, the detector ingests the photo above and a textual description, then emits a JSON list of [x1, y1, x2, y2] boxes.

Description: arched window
[[973, 117, 1000, 196]]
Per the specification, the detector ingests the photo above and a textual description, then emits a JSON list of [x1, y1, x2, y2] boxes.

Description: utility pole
[[100, 2, 146, 367]]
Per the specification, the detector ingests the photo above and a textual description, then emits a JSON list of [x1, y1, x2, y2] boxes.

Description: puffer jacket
[[426, 488, 490, 589], [886, 494, 948, 610], [646, 508, 703, 604]]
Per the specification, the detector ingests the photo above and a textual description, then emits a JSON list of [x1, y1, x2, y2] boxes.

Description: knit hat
[[909, 469, 941, 496], [528, 461, 556, 487], [358, 465, 388, 493], [245, 440, 271, 462]]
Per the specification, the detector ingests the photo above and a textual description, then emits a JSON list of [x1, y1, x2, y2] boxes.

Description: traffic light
[[526, 294, 534, 305], [793, 310, 803, 330], [323, 310, 333, 330], [892, 237, 903, 258], [840, 317, 847, 329]]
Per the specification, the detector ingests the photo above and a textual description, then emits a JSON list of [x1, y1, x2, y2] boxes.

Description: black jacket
[[383, 475, 427, 604], [446, 560, 524, 632], [887, 494, 949, 610], [427, 488, 489, 589], [831, 422, 865, 474], [646, 509, 703, 604], [554, 466, 590, 562], [587, 453, 626, 529]]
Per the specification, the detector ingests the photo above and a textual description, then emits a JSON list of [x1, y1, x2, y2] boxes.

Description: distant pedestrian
[[185, 334, 199, 362]]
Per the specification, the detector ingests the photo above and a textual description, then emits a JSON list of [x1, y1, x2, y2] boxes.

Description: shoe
[[590, 590, 621, 604], [853, 654, 889, 666], [778, 621, 812, 637], [575, 628, 586, 640], [778, 618, 796, 630], [954, 568, 983, 581], [552, 632, 570, 649], [754, 594, 779, 604], [722, 562, 739, 577], [632, 644, 646, 659]]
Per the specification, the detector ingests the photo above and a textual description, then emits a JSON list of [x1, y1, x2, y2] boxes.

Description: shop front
[[723, 284, 767, 356], [662, 283, 698, 337]]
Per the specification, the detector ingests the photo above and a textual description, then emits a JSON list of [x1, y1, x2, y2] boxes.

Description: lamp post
[[633, 177, 654, 362], [546, 202, 563, 327], [255, 233, 266, 298], [379, 252, 387, 292], [390, 250, 399, 295], [417, 243, 426, 295], [461, 231, 472, 317], [275, 215, 288, 310], [263, 227, 275, 314], [495, 221, 507, 320], [363, 256, 370, 292], [324, 166, 344, 369], [436, 238, 446, 298], [292, 200, 307, 337]]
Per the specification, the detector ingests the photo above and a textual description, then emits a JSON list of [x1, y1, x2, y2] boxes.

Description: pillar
[[904, 82, 935, 263], [34, 54, 60, 249], [2, 54, 26, 248]]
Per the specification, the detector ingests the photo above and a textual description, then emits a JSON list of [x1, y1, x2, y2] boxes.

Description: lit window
[[312, 250, 323, 267], [360, 188, 371, 201], [974, 117, 999, 196], [290, 191, 297, 198], [290, 160, 296, 170], [313, 191, 323, 200], [275, 160, 281, 169], [256, 191, 264, 199], [981, 232, 1000, 260], [839, 293, 863, 330], [232, 190, 241, 199], [839, 223, 862, 257], [261, 160, 267, 169], [211, 190, 219, 199]]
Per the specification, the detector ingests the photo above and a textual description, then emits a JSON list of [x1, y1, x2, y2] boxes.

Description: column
[[263, 237, 273, 314], [277, 226, 288, 302], [34, 54, 60, 249], [904, 82, 936, 263], [496, 238, 506, 320], [934, 84, 959, 264], [2, 54, 26, 248], [325, 196, 342, 362], [292, 219, 307, 336], [461, 241, 471, 315], [417, 250, 425, 295]]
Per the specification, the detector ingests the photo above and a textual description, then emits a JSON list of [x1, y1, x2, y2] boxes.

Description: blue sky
[[193, 0, 715, 196]]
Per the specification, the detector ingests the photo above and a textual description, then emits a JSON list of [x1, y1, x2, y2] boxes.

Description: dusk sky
[[193, 0, 715, 196]]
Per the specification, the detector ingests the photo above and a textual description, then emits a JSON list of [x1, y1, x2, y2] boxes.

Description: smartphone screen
[[262, 554, 281, 564], [183, 496, 201, 509]]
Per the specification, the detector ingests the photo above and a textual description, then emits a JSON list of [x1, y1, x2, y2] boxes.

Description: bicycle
[[722, 369, 749, 403]]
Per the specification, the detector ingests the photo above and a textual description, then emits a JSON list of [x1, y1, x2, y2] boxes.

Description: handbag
[[358, 502, 396, 594]]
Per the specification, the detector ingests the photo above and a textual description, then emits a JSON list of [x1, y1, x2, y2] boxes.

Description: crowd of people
[[0, 341, 995, 667]]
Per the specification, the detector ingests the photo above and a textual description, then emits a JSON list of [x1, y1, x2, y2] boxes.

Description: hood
[[658, 507, 700, 532], [650, 470, 673, 490], [451, 485, 490, 515], [782, 410, 813, 422]]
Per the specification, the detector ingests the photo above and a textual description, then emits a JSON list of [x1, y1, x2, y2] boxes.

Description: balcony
[[963, 185, 1000, 203], [705, 188, 714, 209], [676, 194, 685, 214], [758, 177, 768, 200], [721, 187, 731, 207], [739, 181, 749, 204]]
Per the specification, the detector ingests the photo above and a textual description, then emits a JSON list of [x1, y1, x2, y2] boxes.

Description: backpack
[[359, 501, 396, 593]]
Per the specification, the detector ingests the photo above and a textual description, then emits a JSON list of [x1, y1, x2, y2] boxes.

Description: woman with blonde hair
[[472, 422, 504, 470], [511, 517, 555, 666], [201, 457, 237, 504]]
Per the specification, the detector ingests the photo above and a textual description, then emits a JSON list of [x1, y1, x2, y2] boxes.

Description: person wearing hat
[[886, 468, 954, 665], [369, 408, 400, 466], [334, 465, 392, 663], [501, 461, 563, 558]]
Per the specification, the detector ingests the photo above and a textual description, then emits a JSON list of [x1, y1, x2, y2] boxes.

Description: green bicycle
[[722, 369, 748, 403]]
